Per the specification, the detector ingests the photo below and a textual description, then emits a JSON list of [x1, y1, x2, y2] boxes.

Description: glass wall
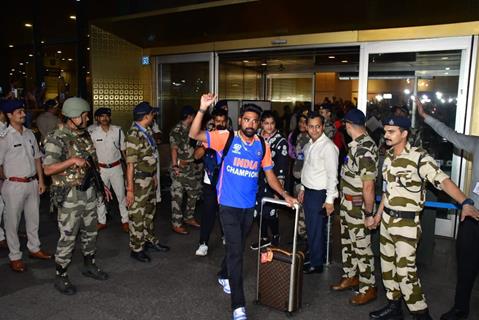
[[359, 37, 474, 238], [157, 61, 209, 136]]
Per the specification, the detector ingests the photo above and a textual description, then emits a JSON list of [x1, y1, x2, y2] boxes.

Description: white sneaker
[[195, 244, 208, 256], [232, 307, 247, 320], [218, 278, 231, 294]]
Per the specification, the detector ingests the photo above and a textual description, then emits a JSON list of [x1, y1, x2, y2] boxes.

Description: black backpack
[[205, 130, 266, 186]]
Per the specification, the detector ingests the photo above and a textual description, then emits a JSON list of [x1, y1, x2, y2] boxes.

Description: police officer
[[0, 110, 9, 250], [330, 109, 378, 305], [0, 99, 51, 273], [89, 107, 129, 232], [369, 116, 476, 320], [43, 97, 109, 295], [125, 102, 169, 263], [169, 105, 202, 235]]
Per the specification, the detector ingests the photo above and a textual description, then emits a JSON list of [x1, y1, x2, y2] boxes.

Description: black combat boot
[[82, 255, 108, 280], [411, 309, 433, 320], [369, 299, 404, 319], [54, 264, 77, 295]]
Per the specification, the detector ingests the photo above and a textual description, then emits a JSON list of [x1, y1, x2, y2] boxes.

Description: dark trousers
[[255, 202, 279, 239], [217, 205, 254, 310], [454, 218, 479, 314], [303, 188, 327, 267], [199, 184, 220, 245]]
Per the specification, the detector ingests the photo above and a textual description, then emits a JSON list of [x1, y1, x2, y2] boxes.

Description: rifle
[[78, 156, 111, 202]]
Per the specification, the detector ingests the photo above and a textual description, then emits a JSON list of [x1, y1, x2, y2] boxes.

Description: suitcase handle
[[268, 247, 305, 259], [261, 197, 300, 210]]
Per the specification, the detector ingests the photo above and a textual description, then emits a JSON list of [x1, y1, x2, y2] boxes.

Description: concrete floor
[[0, 193, 477, 320]]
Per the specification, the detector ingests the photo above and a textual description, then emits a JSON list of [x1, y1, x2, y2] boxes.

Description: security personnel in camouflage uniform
[[369, 116, 472, 320], [169, 105, 202, 235], [330, 109, 378, 305], [125, 102, 169, 263], [43, 97, 108, 295]]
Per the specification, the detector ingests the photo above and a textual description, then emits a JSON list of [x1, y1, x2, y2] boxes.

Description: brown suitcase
[[255, 198, 303, 314]]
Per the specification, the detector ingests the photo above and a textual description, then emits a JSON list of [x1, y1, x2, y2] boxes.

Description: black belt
[[135, 171, 155, 178], [384, 207, 418, 219]]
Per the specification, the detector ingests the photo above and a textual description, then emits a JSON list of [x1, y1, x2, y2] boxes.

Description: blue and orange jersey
[[206, 130, 273, 208]]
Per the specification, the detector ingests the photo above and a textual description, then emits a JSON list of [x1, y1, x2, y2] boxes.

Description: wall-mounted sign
[[141, 56, 150, 65]]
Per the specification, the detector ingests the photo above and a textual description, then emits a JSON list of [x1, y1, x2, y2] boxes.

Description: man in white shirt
[[89, 108, 128, 232], [0, 99, 51, 273], [298, 111, 339, 274]]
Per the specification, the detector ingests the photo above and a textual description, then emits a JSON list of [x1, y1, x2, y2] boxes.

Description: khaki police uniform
[[0, 125, 42, 261], [89, 124, 128, 224]]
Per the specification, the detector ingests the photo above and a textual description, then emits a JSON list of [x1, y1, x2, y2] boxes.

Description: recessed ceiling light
[[8, 44, 14, 48], [445, 72, 449, 75], [445, 67, 450, 70], [70, 15, 76, 20], [261, 63, 267, 66], [19, 62, 23, 65], [25, 23, 33, 28], [57, 50, 62, 54], [28, 54, 33, 57], [328, 56, 335, 59], [243, 60, 249, 63], [441, 57, 449, 60], [87, 47, 90, 51], [341, 60, 348, 63], [40, 40, 45, 44], [68, 58, 73, 61]]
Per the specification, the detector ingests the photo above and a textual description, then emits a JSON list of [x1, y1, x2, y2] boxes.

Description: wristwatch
[[461, 198, 475, 207], [364, 211, 375, 218]]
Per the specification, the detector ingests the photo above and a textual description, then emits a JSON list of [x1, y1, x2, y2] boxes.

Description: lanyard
[[134, 123, 157, 151]]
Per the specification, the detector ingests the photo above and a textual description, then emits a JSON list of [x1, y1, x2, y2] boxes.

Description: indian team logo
[[232, 143, 242, 154]]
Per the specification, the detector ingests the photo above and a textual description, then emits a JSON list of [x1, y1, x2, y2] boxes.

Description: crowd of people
[[0, 92, 478, 320]]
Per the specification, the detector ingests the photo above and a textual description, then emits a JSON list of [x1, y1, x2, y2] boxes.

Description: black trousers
[[454, 218, 479, 314], [199, 184, 220, 245], [217, 205, 254, 310]]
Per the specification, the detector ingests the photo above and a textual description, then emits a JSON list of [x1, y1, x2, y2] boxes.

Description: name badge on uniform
[[96, 139, 103, 142], [382, 181, 387, 192], [13, 144, 22, 147], [473, 182, 479, 196]]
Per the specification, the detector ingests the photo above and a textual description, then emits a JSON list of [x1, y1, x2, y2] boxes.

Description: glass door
[[358, 37, 476, 238], [156, 53, 215, 136]]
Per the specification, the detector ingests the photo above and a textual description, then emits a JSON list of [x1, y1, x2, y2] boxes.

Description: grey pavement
[[0, 192, 477, 320]]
